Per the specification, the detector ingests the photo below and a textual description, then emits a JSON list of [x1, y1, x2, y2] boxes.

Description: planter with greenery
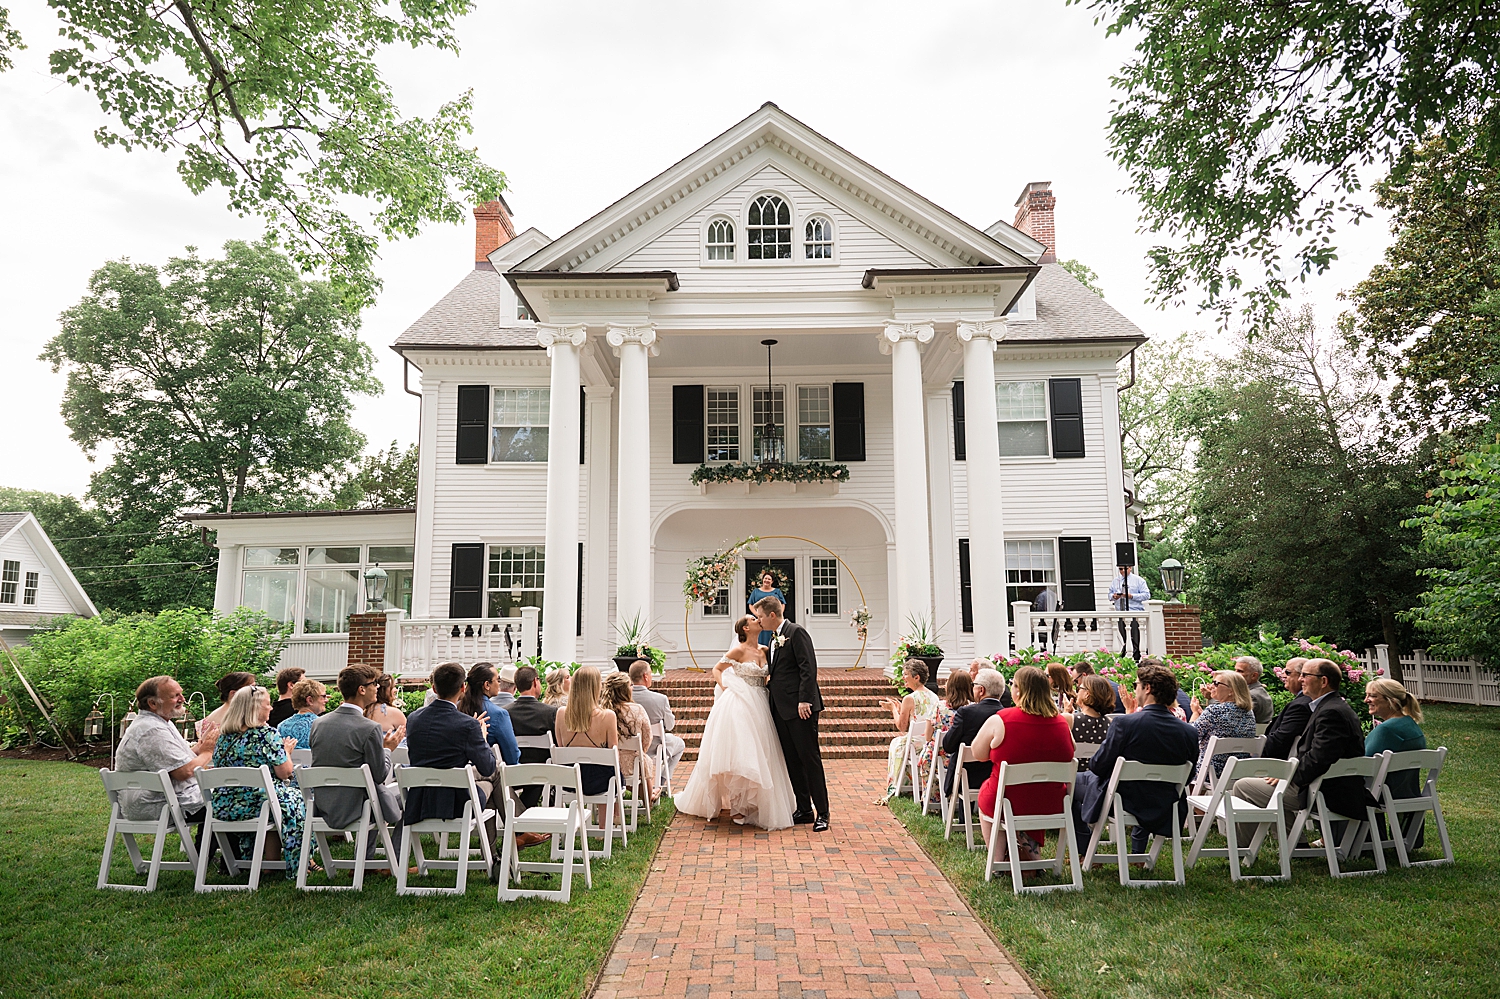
[[689, 461, 850, 487], [612, 613, 665, 673]]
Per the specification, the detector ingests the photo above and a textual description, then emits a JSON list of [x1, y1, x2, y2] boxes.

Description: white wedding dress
[[675, 657, 796, 830]]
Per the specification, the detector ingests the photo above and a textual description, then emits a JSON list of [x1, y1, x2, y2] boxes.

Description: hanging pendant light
[[760, 339, 784, 464]]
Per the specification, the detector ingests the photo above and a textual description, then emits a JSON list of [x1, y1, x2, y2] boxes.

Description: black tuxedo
[[768, 619, 828, 818], [1290, 692, 1371, 819], [1073, 704, 1199, 839], [941, 698, 1003, 796], [1262, 692, 1312, 760]]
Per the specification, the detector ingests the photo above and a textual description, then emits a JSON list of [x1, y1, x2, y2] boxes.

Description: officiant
[[749, 571, 785, 649]]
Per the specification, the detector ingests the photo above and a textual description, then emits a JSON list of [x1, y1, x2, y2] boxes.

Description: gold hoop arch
[[683, 534, 869, 672]]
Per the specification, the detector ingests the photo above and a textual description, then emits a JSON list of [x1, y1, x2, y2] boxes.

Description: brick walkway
[[591, 760, 1039, 999]]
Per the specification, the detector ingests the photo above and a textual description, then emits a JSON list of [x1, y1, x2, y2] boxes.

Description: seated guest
[[603, 671, 658, 803], [630, 660, 684, 789], [458, 663, 520, 767], [544, 668, 572, 708], [1125, 658, 1193, 720], [210, 685, 306, 875], [364, 673, 406, 738], [880, 660, 939, 802], [1189, 670, 1258, 779], [268, 667, 306, 728], [199, 671, 256, 735], [922, 671, 973, 794], [1073, 660, 1126, 713], [505, 664, 559, 809], [554, 666, 619, 798], [967, 659, 1014, 707], [941, 667, 1008, 798], [1072, 663, 1199, 851], [309, 665, 405, 857], [1234, 656, 1275, 725], [1071, 676, 1114, 760], [1047, 663, 1076, 713], [1263, 657, 1313, 759], [403, 662, 506, 876], [972, 666, 1076, 858], [1364, 677, 1427, 805], [489, 664, 518, 709], [276, 678, 328, 750], [114, 675, 217, 829]]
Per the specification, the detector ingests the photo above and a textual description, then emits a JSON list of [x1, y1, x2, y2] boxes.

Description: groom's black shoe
[[792, 809, 816, 825], [813, 816, 830, 832]]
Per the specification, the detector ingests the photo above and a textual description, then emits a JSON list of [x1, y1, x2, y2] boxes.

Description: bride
[[675, 614, 796, 830]]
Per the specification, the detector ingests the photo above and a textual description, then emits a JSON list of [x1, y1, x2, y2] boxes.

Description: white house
[[192, 104, 1151, 677], [0, 512, 98, 646]]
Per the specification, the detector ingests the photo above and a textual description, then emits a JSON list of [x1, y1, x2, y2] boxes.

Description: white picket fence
[[1356, 645, 1499, 706]]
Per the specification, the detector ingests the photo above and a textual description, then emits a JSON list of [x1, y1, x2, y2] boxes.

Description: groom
[[753, 595, 829, 831]]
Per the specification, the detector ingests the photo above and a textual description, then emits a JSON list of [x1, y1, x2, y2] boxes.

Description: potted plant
[[892, 614, 945, 676], [613, 612, 662, 673]]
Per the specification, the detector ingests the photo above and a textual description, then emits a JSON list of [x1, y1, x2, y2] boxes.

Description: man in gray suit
[[630, 660, 683, 790], [310, 664, 405, 856]]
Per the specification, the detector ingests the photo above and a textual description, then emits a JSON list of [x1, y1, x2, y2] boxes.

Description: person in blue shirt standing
[[1108, 560, 1151, 660], [748, 571, 786, 650]]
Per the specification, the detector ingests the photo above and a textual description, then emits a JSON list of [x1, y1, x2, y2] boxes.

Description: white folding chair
[[295, 764, 398, 890], [393, 765, 495, 895], [1377, 747, 1454, 868], [514, 732, 557, 804], [290, 748, 312, 768], [97, 768, 200, 891], [980, 760, 1083, 894], [650, 722, 674, 798], [1255, 723, 1269, 736], [1184, 735, 1265, 837], [193, 765, 287, 891], [551, 746, 625, 859], [891, 717, 933, 804], [943, 744, 984, 850], [388, 746, 410, 773], [1082, 758, 1193, 887], [1286, 755, 1388, 877], [1185, 755, 1299, 881], [1073, 742, 1102, 764], [920, 725, 945, 816], [496, 763, 593, 902], [619, 732, 653, 831]]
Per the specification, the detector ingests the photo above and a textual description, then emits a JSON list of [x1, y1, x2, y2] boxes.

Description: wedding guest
[[268, 667, 306, 728], [942, 667, 1007, 797], [631, 660, 684, 787], [1263, 657, 1313, 759], [1189, 670, 1258, 779], [505, 664, 558, 809], [210, 685, 306, 876], [554, 667, 620, 803], [603, 672, 658, 803], [276, 678, 328, 750], [972, 666, 1075, 858], [967, 659, 1014, 707], [920, 671, 972, 803], [1234, 656, 1275, 724], [199, 671, 256, 734], [544, 668, 572, 708], [880, 660, 940, 802], [748, 571, 785, 649], [310, 665, 405, 858], [457, 663, 519, 766], [114, 675, 217, 825], [1124, 658, 1193, 720], [1073, 660, 1126, 713], [1364, 678, 1427, 802], [1071, 676, 1114, 760], [1108, 561, 1151, 659], [365, 673, 407, 737], [489, 664, 518, 709], [1047, 664, 1075, 713]]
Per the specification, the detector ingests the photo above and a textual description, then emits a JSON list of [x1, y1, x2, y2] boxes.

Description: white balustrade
[[1010, 600, 1167, 658], [394, 618, 525, 678]]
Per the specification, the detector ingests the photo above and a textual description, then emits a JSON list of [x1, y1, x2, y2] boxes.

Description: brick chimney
[[1013, 182, 1057, 264], [474, 196, 516, 269]]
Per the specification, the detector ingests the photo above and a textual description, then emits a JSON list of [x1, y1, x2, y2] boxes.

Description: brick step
[[674, 717, 896, 736], [669, 704, 897, 722], [666, 694, 899, 712], [683, 743, 890, 762]]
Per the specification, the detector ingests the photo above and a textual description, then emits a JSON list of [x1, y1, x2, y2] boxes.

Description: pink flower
[[1349, 669, 1365, 681], [1008, 658, 1020, 666], [1299, 639, 1314, 650]]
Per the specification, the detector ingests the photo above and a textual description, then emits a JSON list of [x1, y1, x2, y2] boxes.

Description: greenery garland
[[689, 461, 851, 486]]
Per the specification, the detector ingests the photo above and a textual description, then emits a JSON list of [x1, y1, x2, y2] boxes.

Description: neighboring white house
[[0, 512, 98, 646], [193, 104, 1151, 676]]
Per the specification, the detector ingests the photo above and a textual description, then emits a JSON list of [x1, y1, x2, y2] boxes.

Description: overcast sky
[[0, 0, 1394, 498]]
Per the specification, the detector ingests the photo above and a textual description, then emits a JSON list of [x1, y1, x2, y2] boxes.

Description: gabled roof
[[511, 103, 1046, 275], [0, 512, 98, 618], [391, 268, 538, 351], [1005, 264, 1147, 345]]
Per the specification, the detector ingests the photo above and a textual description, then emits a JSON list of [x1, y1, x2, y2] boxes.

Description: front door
[[744, 558, 796, 624]]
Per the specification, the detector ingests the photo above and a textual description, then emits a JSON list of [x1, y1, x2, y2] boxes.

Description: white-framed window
[[0, 560, 17, 604], [303, 547, 360, 635], [747, 195, 792, 260], [706, 217, 735, 261], [492, 387, 550, 462], [242, 547, 299, 627], [706, 387, 740, 461], [1005, 539, 1058, 606], [810, 558, 839, 615], [22, 571, 38, 606], [487, 545, 545, 619], [996, 380, 1050, 457], [751, 385, 786, 460], [241, 545, 413, 634], [804, 215, 834, 259], [797, 386, 832, 460], [369, 545, 416, 615], [702, 587, 730, 617]]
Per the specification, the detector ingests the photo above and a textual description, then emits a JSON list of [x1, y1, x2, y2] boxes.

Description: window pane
[[799, 425, 831, 460], [304, 569, 359, 634], [998, 421, 1049, 457], [811, 557, 838, 615], [369, 546, 415, 564], [747, 195, 792, 261], [386, 568, 414, 615], [488, 545, 546, 589], [798, 387, 831, 460], [751, 386, 785, 461], [0, 560, 16, 604], [487, 591, 545, 619], [492, 426, 550, 462], [23, 571, 39, 606], [308, 546, 360, 565], [702, 587, 729, 617], [996, 381, 1047, 421], [242, 570, 297, 625], [1005, 540, 1057, 583], [706, 388, 739, 462], [245, 547, 299, 566], [494, 387, 550, 426]]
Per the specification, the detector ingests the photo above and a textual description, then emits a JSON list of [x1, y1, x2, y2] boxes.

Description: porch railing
[[388, 607, 539, 678], [1010, 600, 1167, 658]]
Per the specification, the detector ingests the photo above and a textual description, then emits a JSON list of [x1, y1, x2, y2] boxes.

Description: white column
[[925, 392, 960, 656], [879, 322, 934, 634], [608, 324, 657, 632], [213, 544, 240, 615], [538, 324, 587, 663], [583, 385, 614, 664], [957, 320, 1008, 656]]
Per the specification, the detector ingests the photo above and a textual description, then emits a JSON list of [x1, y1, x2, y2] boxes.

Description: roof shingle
[[1004, 263, 1147, 344], [391, 269, 539, 351]]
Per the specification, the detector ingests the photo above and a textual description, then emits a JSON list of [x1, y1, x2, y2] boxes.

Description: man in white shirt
[[114, 676, 218, 823], [1108, 561, 1151, 659]]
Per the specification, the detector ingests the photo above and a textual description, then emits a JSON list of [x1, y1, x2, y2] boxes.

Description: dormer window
[[747, 195, 792, 260], [805, 216, 834, 259], [706, 217, 735, 260]]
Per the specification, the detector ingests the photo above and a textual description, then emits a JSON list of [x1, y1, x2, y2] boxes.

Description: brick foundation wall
[[347, 612, 387, 671], [1162, 603, 1203, 659]]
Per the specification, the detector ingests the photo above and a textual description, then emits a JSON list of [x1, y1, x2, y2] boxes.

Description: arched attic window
[[747, 195, 792, 260], [804, 215, 834, 259], [706, 217, 735, 260]]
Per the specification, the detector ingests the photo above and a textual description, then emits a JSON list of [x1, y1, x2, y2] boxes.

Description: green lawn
[[893, 703, 1500, 999], [0, 761, 670, 999]]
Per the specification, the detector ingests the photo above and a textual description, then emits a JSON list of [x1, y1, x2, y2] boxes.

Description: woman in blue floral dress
[[211, 685, 307, 876]]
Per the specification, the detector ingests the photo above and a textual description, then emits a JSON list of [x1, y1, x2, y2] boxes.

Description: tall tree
[[1079, 0, 1500, 330], [332, 441, 419, 509], [1, 0, 502, 307], [1118, 331, 1211, 541], [44, 239, 379, 516]]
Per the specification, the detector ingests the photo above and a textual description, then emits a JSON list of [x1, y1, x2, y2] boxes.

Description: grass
[[892, 703, 1500, 999], [0, 760, 671, 999]]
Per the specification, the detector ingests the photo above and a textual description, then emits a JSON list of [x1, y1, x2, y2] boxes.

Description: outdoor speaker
[[1114, 542, 1136, 568]]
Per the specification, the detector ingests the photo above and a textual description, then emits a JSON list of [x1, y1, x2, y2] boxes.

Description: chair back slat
[[998, 760, 1077, 787], [501, 762, 583, 793], [1385, 747, 1445, 785], [1073, 742, 1102, 760], [294, 766, 371, 790], [514, 734, 554, 750], [1115, 760, 1192, 786], [1318, 756, 1383, 782], [551, 746, 620, 769], [1218, 755, 1297, 783], [290, 748, 312, 768], [395, 766, 478, 791], [389, 747, 410, 768], [195, 765, 273, 793], [101, 769, 170, 794]]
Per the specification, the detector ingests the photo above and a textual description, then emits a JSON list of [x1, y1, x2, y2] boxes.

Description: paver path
[[591, 760, 1040, 999]]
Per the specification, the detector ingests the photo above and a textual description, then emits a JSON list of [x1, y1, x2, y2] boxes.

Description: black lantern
[[363, 562, 388, 610], [759, 338, 784, 464], [1160, 558, 1185, 602]]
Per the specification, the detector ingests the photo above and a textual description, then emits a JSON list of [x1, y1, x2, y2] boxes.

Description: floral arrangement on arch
[[683, 536, 760, 607], [849, 605, 872, 641], [689, 461, 851, 487]]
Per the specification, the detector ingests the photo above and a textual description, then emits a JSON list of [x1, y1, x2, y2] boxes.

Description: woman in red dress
[[972, 665, 1076, 859]]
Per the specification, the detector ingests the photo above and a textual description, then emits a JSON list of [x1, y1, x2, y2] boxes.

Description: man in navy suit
[[1262, 657, 1314, 760], [942, 667, 1009, 798], [1071, 662, 1199, 850]]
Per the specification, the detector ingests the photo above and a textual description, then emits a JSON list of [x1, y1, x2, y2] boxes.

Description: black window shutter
[[576, 542, 584, 637], [455, 385, 489, 464], [1058, 537, 1096, 611], [580, 386, 587, 464], [1049, 378, 1085, 458], [449, 543, 485, 618], [958, 539, 974, 633], [672, 384, 704, 464], [832, 382, 866, 461], [952, 381, 966, 461]]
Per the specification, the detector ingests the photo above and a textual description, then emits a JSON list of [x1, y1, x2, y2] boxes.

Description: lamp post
[[760, 339, 784, 464], [1159, 558, 1185, 603], [363, 562, 388, 611], [87, 692, 116, 766]]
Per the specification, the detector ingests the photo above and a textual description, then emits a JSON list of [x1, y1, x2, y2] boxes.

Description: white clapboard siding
[[0, 531, 77, 616]]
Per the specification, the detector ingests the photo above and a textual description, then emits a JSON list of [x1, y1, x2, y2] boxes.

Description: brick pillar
[[1162, 603, 1203, 659], [346, 612, 387, 670]]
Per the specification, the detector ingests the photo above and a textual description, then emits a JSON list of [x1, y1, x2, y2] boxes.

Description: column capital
[[606, 323, 659, 357], [536, 324, 588, 354], [955, 319, 1007, 347], [877, 321, 934, 355]]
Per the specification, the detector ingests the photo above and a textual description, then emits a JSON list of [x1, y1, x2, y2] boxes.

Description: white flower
[[772, 634, 789, 649]]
